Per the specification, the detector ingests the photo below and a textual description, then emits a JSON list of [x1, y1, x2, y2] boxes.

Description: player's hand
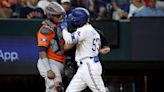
[[47, 70, 56, 79], [99, 46, 110, 54]]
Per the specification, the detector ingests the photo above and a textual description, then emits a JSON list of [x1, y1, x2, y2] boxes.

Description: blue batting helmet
[[68, 7, 90, 28]]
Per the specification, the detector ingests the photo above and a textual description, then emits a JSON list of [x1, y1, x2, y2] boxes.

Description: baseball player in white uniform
[[61, 7, 106, 92]]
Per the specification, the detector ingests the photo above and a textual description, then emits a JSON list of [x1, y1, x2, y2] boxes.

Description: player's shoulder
[[39, 22, 53, 34], [40, 28, 52, 34], [75, 24, 95, 36]]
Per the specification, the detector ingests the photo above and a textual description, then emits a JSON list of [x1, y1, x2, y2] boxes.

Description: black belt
[[80, 56, 99, 64]]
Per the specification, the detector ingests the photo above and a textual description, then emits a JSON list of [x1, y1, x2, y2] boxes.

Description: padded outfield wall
[[0, 18, 164, 75]]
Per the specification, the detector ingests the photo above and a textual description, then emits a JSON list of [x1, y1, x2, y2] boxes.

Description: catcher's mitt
[[63, 60, 77, 79]]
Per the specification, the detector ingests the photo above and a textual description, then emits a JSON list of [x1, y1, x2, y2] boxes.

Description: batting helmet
[[45, 2, 66, 23], [68, 7, 90, 28]]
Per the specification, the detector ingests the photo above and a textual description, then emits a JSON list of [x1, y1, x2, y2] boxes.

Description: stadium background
[[0, 17, 164, 92]]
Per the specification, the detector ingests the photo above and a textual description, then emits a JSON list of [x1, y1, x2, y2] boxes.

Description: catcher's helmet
[[45, 2, 66, 23], [68, 7, 90, 28]]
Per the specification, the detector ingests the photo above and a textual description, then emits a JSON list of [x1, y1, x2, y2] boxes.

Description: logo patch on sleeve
[[77, 31, 81, 36], [41, 38, 47, 42]]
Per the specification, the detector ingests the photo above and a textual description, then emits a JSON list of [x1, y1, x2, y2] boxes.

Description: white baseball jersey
[[73, 23, 101, 62], [64, 23, 106, 92]]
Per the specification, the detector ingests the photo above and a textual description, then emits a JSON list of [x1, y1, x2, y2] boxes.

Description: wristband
[[42, 58, 51, 71]]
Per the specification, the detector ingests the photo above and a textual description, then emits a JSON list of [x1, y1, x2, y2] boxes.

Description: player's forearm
[[42, 58, 51, 71], [64, 43, 75, 51], [62, 29, 77, 44], [62, 29, 75, 50], [39, 51, 51, 71], [62, 29, 72, 42]]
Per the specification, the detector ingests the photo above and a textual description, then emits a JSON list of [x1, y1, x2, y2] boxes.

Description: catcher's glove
[[63, 60, 77, 79]]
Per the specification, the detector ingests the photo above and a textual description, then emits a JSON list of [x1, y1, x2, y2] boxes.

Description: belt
[[79, 56, 99, 65]]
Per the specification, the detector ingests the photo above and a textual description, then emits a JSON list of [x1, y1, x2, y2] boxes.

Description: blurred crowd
[[0, 0, 164, 20]]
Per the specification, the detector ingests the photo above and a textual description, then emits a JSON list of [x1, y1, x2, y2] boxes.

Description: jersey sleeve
[[74, 29, 88, 43], [37, 28, 54, 47]]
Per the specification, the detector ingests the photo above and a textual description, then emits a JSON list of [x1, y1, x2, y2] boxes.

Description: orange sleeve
[[37, 28, 54, 47]]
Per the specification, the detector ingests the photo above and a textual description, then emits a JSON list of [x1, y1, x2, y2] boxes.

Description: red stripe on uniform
[[86, 62, 101, 92]]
